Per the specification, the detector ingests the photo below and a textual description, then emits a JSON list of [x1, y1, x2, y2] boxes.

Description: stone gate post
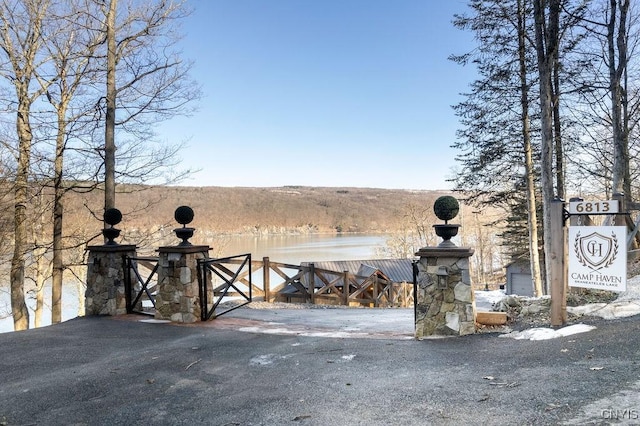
[[85, 208, 137, 316], [86, 245, 137, 315], [414, 246, 475, 338], [155, 245, 211, 323], [414, 196, 476, 338], [154, 206, 212, 323]]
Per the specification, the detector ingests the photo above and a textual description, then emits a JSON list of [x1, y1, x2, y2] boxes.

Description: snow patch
[[501, 323, 596, 341], [568, 301, 640, 319], [474, 290, 506, 311]]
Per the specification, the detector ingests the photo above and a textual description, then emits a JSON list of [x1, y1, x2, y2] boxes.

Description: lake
[[218, 233, 390, 264], [0, 233, 393, 334]]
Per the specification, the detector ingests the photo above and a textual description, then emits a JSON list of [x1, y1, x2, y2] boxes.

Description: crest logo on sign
[[573, 231, 618, 272]]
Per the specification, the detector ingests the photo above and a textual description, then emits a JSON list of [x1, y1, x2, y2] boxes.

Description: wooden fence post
[[263, 257, 270, 302], [550, 198, 567, 326], [308, 263, 315, 304], [342, 271, 349, 305], [373, 276, 379, 307]]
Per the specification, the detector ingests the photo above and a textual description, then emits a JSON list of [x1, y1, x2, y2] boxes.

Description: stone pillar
[[85, 245, 137, 316], [155, 245, 211, 323], [414, 246, 476, 338]]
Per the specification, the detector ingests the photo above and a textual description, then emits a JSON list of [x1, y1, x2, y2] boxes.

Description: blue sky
[[160, 0, 476, 190]]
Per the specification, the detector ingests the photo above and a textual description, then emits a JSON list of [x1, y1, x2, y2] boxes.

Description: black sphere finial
[[104, 208, 123, 227], [102, 208, 122, 245], [174, 205, 194, 227], [173, 206, 195, 246]]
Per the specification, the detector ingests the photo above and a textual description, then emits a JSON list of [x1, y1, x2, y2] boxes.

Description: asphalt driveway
[[1, 312, 639, 425]]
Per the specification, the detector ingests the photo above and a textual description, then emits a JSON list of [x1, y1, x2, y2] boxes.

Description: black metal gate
[[124, 256, 159, 316], [197, 253, 252, 320]]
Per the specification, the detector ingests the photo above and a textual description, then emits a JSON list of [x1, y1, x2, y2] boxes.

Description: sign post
[[550, 199, 567, 326]]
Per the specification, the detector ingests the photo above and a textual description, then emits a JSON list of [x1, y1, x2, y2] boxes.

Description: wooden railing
[[211, 257, 413, 308]]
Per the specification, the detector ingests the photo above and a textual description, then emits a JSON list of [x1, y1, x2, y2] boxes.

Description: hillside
[[64, 185, 450, 238]]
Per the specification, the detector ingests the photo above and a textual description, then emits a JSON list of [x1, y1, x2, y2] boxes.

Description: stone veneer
[[85, 245, 137, 316], [414, 246, 476, 338], [155, 245, 211, 323]]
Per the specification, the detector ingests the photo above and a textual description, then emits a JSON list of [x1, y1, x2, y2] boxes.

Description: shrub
[[433, 196, 459, 223]]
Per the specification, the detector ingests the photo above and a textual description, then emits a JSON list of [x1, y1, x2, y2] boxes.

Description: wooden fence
[[210, 256, 414, 308]]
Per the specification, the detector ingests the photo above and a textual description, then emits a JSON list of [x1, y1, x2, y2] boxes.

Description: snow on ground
[[474, 290, 598, 340], [474, 289, 506, 311], [500, 323, 597, 341], [566, 274, 640, 320], [481, 274, 640, 340]]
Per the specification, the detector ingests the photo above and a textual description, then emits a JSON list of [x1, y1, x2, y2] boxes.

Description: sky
[[158, 0, 477, 190]]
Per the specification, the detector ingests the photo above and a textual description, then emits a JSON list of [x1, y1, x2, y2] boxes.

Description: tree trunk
[[104, 0, 117, 213], [11, 99, 33, 331], [33, 198, 50, 328], [5, 0, 51, 331], [518, 0, 544, 297], [52, 110, 66, 324], [609, 0, 629, 197], [533, 0, 561, 295], [553, 58, 565, 200]]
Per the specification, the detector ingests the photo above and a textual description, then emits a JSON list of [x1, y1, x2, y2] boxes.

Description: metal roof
[[301, 259, 414, 283]]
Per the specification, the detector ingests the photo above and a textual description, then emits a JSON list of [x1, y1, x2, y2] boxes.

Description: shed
[[505, 260, 534, 296]]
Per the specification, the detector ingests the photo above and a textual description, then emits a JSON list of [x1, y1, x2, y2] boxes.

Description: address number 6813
[[568, 200, 619, 215]]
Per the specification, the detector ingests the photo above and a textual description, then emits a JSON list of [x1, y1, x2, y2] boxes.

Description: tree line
[[0, 0, 199, 331], [450, 0, 637, 296]]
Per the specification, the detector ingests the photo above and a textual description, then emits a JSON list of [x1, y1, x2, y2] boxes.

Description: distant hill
[[65, 185, 449, 237]]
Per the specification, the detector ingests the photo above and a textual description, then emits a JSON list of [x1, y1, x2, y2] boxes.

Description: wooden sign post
[[549, 199, 567, 326]]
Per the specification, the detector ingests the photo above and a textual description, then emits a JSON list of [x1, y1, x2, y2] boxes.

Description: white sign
[[568, 200, 619, 215], [568, 226, 626, 292]]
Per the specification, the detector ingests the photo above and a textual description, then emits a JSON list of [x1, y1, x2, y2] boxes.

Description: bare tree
[[104, 0, 116, 212], [97, 0, 199, 214], [0, 0, 54, 330], [377, 203, 438, 259], [608, 0, 631, 200], [0, 0, 197, 330], [37, 0, 105, 322]]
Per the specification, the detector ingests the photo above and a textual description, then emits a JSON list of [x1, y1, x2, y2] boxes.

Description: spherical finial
[[173, 206, 195, 246], [104, 208, 122, 227], [174, 205, 194, 226], [102, 208, 122, 245], [433, 196, 460, 224]]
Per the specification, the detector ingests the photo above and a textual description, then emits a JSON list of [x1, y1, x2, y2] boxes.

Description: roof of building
[[301, 259, 414, 284]]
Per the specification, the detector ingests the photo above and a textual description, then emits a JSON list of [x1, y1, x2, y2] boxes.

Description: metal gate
[[124, 256, 159, 316], [197, 253, 252, 320]]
